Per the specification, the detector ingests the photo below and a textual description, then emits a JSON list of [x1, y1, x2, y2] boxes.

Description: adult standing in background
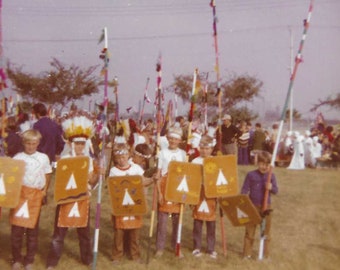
[[220, 114, 241, 155], [32, 103, 65, 165]]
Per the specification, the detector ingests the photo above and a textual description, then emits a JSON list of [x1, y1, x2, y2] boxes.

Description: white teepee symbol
[[123, 216, 135, 221], [122, 189, 135, 206], [197, 199, 210, 213], [65, 173, 77, 190], [15, 200, 29, 218], [0, 173, 6, 195], [216, 169, 228, 186], [237, 207, 248, 219], [177, 175, 189, 192], [68, 202, 80, 218]]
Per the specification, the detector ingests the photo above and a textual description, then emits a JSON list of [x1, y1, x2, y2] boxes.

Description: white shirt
[[14, 151, 52, 189], [109, 162, 144, 177], [157, 147, 186, 176]]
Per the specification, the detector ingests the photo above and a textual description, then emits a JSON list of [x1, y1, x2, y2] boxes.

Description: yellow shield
[[165, 161, 202, 205], [203, 155, 238, 198], [0, 157, 25, 208], [54, 156, 89, 204], [107, 175, 147, 216], [219, 194, 261, 226]]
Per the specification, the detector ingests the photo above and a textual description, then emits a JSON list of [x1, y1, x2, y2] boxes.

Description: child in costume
[[241, 150, 278, 259], [11, 129, 52, 270], [109, 143, 151, 264], [46, 114, 100, 269], [154, 125, 186, 257], [191, 135, 218, 259]]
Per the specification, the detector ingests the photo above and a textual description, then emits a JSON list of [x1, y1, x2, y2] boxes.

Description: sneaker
[[24, 264, 33, 270], [192, 249, 202, 257], [46, 267, 55, 270], [155, 250, 164, 257], [12, 262, 22, 270], [209, 251, 217, 259], [243, 255, 252, 260]]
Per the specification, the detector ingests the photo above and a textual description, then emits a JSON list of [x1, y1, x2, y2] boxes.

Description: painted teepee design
[[0, 173, 6, 195], [68, 202, 80, 218], [216, 169, 228, 186], [177, 175, 189, 192], [15, 200, 29, 218], [197, 199, 210, 213], [65, 173, 77, 190], [122, 189, 135, 206]]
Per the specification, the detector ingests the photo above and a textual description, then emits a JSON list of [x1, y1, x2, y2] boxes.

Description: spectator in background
[[251, 123, 266, 164], [220, 114, 241, 155], [5, 116, 24, 157], [237, 121, 250, 165], [32, 103, 64, 165]]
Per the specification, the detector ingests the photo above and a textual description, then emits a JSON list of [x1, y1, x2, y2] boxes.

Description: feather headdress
[[62, 115, 94, 142]]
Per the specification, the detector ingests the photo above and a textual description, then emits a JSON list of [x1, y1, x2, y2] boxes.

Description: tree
[[6, 58, 100, 111], [311, 93, 340, 112], [167, 72, 262, 122]]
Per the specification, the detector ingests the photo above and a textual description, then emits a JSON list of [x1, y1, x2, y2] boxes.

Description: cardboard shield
[[54, 156, 89, 204], [0, 157, 25, 208], [107, 175, 147, 216], [165, 161, 202, 205], [203, 155, 238, 198], [57, 199, 89, 228], [219, 194, 261, 226], [10, 186, 44, 229]]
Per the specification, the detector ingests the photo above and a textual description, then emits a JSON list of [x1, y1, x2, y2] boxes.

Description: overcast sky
[[2, 0, 340, 120]]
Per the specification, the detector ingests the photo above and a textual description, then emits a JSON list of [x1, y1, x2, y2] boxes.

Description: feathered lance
[[258, 0, 314, 260], [138, 77, 150, 126], [210, 0, 227, 256], [92, 27, 109, 270], [146, 55, 162, 264]]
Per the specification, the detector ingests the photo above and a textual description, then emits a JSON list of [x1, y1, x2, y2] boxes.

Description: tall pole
[[258, 0, 314, 260], [92, 26, 109, 270], [289, 26, 294, 132]]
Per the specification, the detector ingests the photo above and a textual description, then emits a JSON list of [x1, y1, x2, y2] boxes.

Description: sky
[[2, 0, 340, 121]]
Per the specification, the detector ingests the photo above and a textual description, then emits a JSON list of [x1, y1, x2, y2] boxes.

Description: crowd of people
[[0, 103, 336, 269]]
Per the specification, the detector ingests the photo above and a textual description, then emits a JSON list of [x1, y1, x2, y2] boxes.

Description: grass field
[[0, 165, 339, 270]]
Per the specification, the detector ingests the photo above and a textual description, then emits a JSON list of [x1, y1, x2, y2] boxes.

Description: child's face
[[199, 146, 213, 158], [23, 139, 39, 155], [74, 142, 85, 155], [132, 153, 145, 166], [258, 161, 270, 174], [167, 136, 181, 150], [115, 153, 130, 168]]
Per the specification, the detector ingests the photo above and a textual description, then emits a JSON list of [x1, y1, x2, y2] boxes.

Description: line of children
[[4, 116, 280, 268]]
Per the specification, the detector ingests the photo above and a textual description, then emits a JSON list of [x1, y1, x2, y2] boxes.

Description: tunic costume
[[46, 154, 94, 268], [156, 147, 186, 251], [191, 157, 217, 254], [11, 151, 52, 266], [109, 163, 144, 261]]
